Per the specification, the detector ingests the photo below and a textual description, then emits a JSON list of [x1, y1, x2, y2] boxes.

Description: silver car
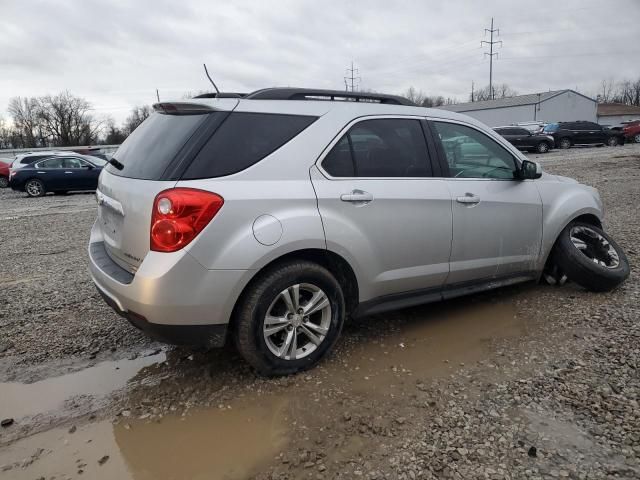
[[89, 88, 629, 375]]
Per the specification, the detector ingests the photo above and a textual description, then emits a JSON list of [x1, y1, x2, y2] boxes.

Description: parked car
[[542, 121, 625, 149], [88, 88, 629, 376], [11, 151, 63, 170], [516, 121, 546, 134], [10, 154, 105, 197], [621, 120, 640, 143], [494, 126, 555, 153], [0, 158, 12, 188]]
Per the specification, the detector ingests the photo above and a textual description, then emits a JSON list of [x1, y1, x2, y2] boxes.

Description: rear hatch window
[[106, 112, 209, 180]]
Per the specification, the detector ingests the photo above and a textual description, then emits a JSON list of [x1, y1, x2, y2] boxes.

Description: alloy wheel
[[263, 283, 332, 360], [569, 225, 620, 269], [0, 176, 8, 188], [560, 138, 571, 149], [26, 180, 43, 197], [607, 137, 618, 146]]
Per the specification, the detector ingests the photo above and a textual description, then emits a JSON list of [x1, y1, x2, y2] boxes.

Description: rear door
[[311, 116, 452, 302], [429, 119, 542, 284], [95, 100, 238, 272]]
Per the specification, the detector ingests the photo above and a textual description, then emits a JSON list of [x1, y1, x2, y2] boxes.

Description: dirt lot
[[1, 144, 639, 480]]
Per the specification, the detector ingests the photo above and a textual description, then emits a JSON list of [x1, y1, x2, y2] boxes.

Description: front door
[[311, 117, 453, 302], [429, 120, 543, 285]]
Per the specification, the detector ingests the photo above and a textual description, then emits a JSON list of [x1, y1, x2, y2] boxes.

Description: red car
[[0, 158, 11, 188], [622, 120, 640, 143]]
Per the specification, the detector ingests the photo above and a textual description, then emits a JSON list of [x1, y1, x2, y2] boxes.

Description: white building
[[597, 103, 640, 126], [437, 89, 597, 127]]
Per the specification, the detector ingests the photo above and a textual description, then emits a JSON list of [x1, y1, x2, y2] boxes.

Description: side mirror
[[519, 160, 542, 180]]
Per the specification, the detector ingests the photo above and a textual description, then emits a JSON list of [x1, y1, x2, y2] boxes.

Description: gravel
[[0, 144, 638, 479]]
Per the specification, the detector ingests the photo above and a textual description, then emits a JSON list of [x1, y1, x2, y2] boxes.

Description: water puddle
[[0, 353, 166, 420], [338, 299, 522, 392], [0, 396, 289, 480]]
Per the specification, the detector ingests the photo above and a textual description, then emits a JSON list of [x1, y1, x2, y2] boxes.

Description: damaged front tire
[[552, 222, 630, 292]]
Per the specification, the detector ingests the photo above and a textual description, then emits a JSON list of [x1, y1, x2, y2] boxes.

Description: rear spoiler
[[152, 102, 217, 115]]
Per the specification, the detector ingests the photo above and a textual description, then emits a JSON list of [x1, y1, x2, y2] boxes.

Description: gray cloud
[[1, 0, 639, 124]]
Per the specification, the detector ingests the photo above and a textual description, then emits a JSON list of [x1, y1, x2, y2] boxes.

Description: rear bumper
[[88, 222, 250, 347], [95, 285, 228, 347]]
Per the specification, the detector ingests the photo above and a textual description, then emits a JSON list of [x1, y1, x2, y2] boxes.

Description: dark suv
[[494, 126, 555, 153], [542, 121, 625, 149]]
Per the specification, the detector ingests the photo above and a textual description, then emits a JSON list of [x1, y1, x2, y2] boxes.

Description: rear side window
[[182, 113, 317, 179], [322, 118, 432, 178], [37, 158, 64, 168], [106, 112, 208, 180]]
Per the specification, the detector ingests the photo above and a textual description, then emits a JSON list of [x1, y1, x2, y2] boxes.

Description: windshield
[[543, 123, 559, 133]]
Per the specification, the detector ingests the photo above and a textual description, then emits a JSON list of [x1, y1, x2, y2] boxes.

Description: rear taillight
[[150, 188, 224, 252]]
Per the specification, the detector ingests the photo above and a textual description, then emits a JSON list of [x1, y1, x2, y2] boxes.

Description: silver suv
[[89, 88, 629, 375]]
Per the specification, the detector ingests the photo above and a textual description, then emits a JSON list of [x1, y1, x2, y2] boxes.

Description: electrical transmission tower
[[344, 61, 361, 92], [481, 17, 502, 100]]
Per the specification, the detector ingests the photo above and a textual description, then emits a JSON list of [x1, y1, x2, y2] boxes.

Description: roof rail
[[245, 88, 416, 106], [193, 92, 247, 99]]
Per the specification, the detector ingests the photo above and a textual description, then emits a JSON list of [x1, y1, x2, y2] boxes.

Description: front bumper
[[88, 226, 249, 348]]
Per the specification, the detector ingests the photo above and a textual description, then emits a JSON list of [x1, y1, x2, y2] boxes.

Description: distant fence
[[0, 145, 120, 159]]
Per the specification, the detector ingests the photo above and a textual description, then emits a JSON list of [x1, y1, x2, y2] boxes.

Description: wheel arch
[[227, 248, 360, 337]]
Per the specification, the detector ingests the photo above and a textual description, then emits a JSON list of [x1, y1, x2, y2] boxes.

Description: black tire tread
[[234, 260, 344, 376], [552, 222, 630, 292]]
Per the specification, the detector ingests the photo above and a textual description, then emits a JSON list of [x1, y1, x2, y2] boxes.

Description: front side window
[[62, 158, 83, 168], [322, 118, 432, 178], [432, 121, 518, 180]]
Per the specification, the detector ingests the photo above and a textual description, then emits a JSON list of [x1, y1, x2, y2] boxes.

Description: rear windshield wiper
[[109, 158, 124, 170]]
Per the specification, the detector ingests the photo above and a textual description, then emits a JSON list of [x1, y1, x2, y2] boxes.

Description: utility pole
[[481, 18, 502, 100], [344, 61, 361, 92], [471, 81, 475, 102], [156, 89, 160, 102]]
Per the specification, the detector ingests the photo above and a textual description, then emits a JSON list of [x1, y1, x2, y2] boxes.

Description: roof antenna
[[203, 63, 220, 94]]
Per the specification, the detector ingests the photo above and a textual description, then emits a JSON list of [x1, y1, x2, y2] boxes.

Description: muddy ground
[[0, 144, 638, 480]]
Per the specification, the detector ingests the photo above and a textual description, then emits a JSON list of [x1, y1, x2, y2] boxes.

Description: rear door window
[[106, 112, 209, 180], [182, 113, 317, 179], [322, 118, 433, 178]]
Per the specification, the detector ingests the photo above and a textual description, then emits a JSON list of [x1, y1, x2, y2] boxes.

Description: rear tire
[[552, 222, 630, 292], [25, 179, 45, 197], [234, 260, 345, 376], [536, 141, 550, 153], [558, 137, 572, 149], [0, 176, 8, 188], [607, 136, 619, 147], [634, 133, 640, 143]]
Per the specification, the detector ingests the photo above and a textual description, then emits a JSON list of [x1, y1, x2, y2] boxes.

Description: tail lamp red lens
[[150, 188, 224, 252]]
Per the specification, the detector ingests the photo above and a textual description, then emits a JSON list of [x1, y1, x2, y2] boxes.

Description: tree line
[[0, 91, 151, 149]]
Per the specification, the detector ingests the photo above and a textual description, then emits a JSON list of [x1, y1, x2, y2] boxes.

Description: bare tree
[[37, 91, 103, 146], [403, 87, 457, 107], [102, 117, 127, 144], [8, 97, 41, 147], [474, 83, 518, 101], [123, 105, 152, 135]]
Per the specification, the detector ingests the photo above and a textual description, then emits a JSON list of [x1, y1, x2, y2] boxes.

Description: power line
[[344, 61, 361, 92], [481, 17, 502, 100]]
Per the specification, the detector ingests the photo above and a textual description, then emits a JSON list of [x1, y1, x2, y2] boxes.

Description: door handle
[[340, 190, 373, 203], [456, 193, 480, 205], [64, 171, 73, 174]]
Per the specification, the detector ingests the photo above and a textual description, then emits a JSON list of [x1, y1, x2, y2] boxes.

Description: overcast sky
[[2, 0, 639, 125]]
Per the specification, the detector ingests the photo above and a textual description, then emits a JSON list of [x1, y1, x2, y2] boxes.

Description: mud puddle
[[334, 298, 523, 393], [0, 353, 166, 421], [0, 396, 289, 480]]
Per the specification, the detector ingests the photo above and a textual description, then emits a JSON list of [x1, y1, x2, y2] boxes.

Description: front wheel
[[536, 141, 550, 153], [552, 222, 630, 292], [607, 136, 619, 147], [234, 260, 345, 376], [0, 176, 8, 188], [25, 178, 46, 197], [634, 133, 640, 144]]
